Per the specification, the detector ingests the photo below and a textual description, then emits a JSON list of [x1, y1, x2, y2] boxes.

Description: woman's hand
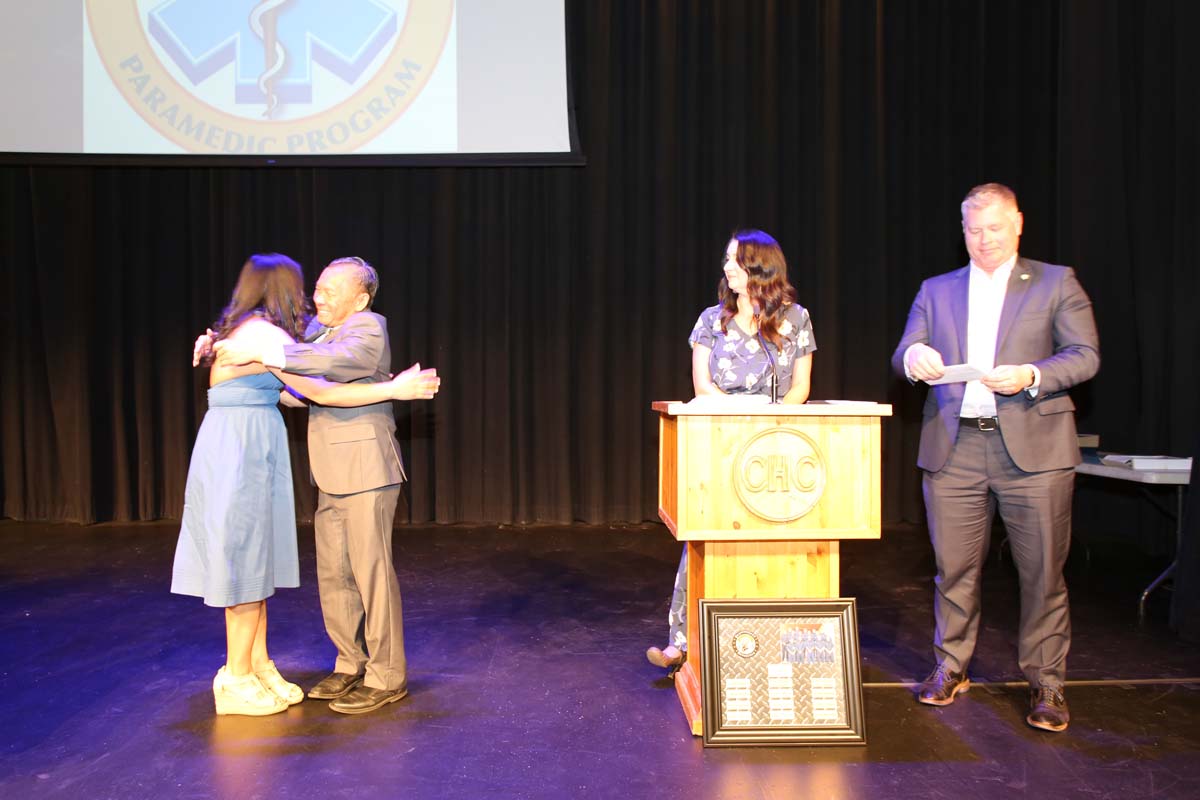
[[388, 363, 441, 400]]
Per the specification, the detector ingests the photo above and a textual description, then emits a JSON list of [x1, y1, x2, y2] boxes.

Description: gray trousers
[[314, 484, 407, 692], [923, 426, 1074, 688]]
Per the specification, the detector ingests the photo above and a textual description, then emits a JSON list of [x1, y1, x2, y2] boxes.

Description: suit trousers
[[923, 425, 1074, 688], [314, 484, 407, 691]]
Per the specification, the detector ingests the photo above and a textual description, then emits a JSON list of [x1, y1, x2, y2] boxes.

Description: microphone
[[758, 330, 779, 404]]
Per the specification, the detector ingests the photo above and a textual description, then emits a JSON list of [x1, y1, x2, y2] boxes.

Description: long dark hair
[[717, 229, 797, 348], [212, 253, 311, 344]]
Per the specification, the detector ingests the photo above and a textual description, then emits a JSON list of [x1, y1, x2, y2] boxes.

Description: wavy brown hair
[[211, 253, 311, 347], [717, 229, 797, 349]]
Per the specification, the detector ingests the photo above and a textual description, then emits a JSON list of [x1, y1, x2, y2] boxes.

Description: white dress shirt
[[903, 255, 1040, 414], [959, 257, 1015, 417]]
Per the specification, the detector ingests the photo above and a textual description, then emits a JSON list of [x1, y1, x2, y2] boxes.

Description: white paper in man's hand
[[926, 364, 987, 385]]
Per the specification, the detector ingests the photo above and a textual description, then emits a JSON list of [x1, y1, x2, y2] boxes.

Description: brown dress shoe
[[917, 665, 970, 706], [1027, 686, 1070, 732], [646, 645, 684, 669], [307, 671, 364, 700]]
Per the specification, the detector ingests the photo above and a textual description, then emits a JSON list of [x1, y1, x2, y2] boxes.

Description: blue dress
[[171, 373, 299, 607]]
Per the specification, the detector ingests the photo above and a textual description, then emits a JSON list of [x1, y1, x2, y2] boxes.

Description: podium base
[[675, 661, 703, 736]]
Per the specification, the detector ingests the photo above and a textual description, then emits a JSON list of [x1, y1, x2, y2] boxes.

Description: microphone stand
[[758, 330, 779, 404]]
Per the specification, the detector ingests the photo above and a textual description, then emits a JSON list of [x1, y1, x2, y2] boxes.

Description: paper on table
[[1100, 454, 1193, 471], [813, 399, 881, 406], [926, 363, 987, 385], [684, 394, 771, 410]]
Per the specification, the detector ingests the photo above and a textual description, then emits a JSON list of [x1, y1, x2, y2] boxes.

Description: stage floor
[[0, 519, 1197, 799]]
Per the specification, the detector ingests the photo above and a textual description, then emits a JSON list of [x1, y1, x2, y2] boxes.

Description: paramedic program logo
[[87, 1, 454, 155]]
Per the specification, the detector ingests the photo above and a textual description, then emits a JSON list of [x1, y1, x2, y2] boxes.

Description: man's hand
[[192, 329, 215, 367], [905, 343, 946, 383], [982, 364, 1035, 396], [388, 362, 441, 401], [213, 339, 263, 368]]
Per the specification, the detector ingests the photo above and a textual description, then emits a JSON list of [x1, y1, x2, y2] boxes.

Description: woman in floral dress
[[646, 229, 817, 671]]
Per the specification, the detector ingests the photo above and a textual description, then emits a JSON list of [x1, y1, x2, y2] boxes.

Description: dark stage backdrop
[[2, 2, 1197, 539]]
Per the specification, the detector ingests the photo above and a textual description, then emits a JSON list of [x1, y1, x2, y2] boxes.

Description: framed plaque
[[698, 598, 865, 747]]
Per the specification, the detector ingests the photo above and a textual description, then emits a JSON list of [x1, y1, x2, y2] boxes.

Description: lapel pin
[[1020, 273, 1030, 280]]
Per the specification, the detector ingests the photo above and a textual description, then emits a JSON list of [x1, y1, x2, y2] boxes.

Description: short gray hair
[[961, 182, 1019, 217], [327, 256, 379, 305]]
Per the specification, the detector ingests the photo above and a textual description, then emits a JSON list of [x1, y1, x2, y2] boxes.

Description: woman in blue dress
[[173, 254, 439, 716], [646, 229, 817, 671]]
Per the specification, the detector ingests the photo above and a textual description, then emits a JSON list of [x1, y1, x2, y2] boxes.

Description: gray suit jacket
[[891, 257, 1100, 473], [284, 311, 406, 495]]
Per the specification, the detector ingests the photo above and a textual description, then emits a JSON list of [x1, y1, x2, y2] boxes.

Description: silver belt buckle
[[978, 417, 997, 431]]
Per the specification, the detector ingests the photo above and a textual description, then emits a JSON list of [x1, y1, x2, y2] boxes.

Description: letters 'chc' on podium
[[651, 400, 892, 736]]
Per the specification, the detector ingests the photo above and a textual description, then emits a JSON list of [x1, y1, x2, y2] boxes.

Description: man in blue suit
[[892, 183, 1100, 732]]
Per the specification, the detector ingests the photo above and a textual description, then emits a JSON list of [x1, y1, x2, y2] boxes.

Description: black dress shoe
[[329, 685, 408, 715], [1027, 685, 1070, 732], [307, 672, 364, 700], [917, 665, 970, 706]]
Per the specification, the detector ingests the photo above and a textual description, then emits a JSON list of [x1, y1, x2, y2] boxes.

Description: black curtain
[[2, 1, 1197, 530], [1171, 429, 1200, 640]]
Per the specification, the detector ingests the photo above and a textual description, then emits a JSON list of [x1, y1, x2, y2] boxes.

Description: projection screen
[[0, 0, 579, 165]]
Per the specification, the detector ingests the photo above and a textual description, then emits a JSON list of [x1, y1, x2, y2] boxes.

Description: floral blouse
[[688, 303, 816, 396]]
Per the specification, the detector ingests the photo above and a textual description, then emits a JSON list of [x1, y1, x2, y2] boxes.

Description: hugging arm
[[269, 364, 440, 406]]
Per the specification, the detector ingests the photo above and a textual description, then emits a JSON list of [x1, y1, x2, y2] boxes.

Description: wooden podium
[[652, 400, 892, 736]]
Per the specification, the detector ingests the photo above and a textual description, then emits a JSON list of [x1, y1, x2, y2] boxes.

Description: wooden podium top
[[652, 400, 892, 417], [654, 399, 889, 540]]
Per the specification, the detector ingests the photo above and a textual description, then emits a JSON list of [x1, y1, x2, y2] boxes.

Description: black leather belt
[[960, 416, 999, 431]]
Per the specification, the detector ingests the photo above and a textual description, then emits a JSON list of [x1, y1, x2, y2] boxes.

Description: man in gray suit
[[892, 183, 1100, 732], [215, 256, 428, 714]]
